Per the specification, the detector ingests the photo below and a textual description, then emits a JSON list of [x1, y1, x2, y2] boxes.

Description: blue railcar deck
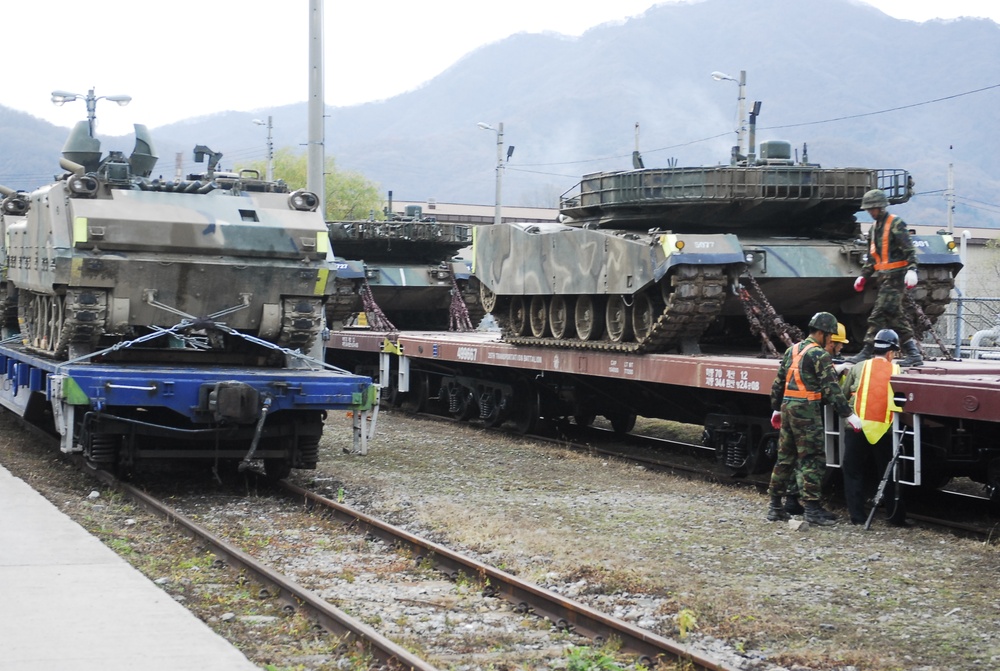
[[0, 340, 377, 460]]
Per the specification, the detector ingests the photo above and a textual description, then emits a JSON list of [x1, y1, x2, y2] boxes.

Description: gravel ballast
[[2, 408, 999, 670], [302, 410, 1000, 670]]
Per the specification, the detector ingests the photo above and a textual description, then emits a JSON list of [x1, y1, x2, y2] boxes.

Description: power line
[[518, 83, 1000, 168], [762, 83, 1000, 131]]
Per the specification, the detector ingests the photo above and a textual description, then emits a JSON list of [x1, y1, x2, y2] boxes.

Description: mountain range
[[1, 0, 998, 228]]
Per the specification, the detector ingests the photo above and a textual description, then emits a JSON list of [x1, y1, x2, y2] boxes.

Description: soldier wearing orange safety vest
[[849, 188, 922, 367], [841, 328, 908, 526], [767, 312, 862, 525]]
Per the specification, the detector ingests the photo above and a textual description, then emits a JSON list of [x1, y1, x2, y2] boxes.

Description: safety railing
[[924, 296, 1000, 359]]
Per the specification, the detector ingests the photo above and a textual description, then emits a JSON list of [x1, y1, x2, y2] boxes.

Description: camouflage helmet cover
[[830, 322, 850, 344], [861, 188, 889, 210], [808, 311, 838, 334], [874, 328, 901, 351]]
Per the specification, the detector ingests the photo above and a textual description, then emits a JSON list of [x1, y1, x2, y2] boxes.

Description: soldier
[[849, 188, 923, 367], [841, 328, 908, 526], [829, 322, 849, 363], [782, 320, 851, 517], [767, 312, 862, 525]]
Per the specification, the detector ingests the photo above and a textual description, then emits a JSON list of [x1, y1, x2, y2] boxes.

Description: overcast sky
[[4, 0, 999, 137]]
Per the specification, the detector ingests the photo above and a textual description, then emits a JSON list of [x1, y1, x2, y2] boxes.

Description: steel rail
[[83, 463, 439, 671], [280, 479, 738, 671]]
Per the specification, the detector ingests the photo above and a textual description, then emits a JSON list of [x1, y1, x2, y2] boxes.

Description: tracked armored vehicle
[[327, 201, 483, 331], [473, 139, 961, 354], [0, 122, 330, 361]]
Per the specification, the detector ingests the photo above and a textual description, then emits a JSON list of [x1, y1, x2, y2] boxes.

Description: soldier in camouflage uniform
[[848, 189, 923, 367], [767, 312, 862, 525], [782, 321, 852, 516]]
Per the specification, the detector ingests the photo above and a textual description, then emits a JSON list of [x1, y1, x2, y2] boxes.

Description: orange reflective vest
[[784, 342, 821, 401], [870, 214, 908, 272], [853, 357, 903, 443]]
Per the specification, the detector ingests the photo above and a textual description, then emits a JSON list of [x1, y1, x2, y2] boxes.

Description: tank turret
[[327, 191, 483, 331]]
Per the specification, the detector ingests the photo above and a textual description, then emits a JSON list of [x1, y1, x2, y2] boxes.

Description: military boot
[[767, 496, 790, 521], [899, 339, 924, 367], [803, 501, 837, 526], [846, 341, 874, 364], [784, 495, 805, 515]]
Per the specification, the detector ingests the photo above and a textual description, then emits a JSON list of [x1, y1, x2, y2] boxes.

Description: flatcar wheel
[[632, 292, 657, 342], [401, 371, 430, 413], [606, 295, 632, 343], [513, 385, 540, 434], [574, 412, 596, 427], [575, 295, 604, 341], [481, 390, 509, 428], [549, 295, 573, 339], [480, 283, 497, 313], [607, 410, 637, 435], [447, 383, 477, 421], [509, 297, 528, 336], [529, 295, 549, 338], [264, 457, 292, 481]]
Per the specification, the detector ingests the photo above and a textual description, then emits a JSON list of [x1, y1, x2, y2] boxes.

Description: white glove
[[770, 410, 781, 430], [904, 269, 918, 289], [834, 362, 852, 375], [846, 413, 863, 432]]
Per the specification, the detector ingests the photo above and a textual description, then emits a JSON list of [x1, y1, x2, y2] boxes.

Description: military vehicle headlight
[[67, 175, 99, 198], [947, 240, 957, 251], [675, 240, 685, 251], [288, 189, 320, 212]]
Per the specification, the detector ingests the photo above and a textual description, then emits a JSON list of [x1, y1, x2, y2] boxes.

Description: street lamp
[[710, 70, 746, 159], [253, 116, 274, 182], [477, 121, 509, 226], [51, 88, 131, 137]]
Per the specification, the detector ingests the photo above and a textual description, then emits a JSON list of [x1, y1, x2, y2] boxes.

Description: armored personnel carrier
[[327, 200, 483, 331], [473, 139, 961, 354], [0, 122, 330, 361]]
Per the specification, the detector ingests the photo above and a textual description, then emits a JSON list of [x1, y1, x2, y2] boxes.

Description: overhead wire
[[516, 83, 1000, 168]]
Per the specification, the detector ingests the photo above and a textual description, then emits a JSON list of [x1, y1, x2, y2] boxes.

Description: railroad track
[[424, 409, 1000, 537], [66, 453, 739, 670]]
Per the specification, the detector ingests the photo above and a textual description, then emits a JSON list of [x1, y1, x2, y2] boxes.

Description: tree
[[238, 148, 382, 221]]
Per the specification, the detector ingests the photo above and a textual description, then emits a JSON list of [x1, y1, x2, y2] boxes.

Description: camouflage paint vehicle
[[0, 122, 331, 361], [0, 185, 28, 337], [327, 203, 484, 330], [473, 139, 961, 353]]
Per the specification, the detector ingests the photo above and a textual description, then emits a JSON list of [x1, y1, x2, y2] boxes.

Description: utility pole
[[307, 0, 325, 216]]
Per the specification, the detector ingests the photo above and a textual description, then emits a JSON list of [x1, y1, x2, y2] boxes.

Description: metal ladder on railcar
[[822, 405, 921, 484]]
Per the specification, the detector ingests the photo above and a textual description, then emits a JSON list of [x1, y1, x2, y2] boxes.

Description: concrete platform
[[0, 465, 258, 671]]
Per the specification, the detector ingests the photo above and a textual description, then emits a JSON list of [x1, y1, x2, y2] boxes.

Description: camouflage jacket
[[771, 336, 853, 417], [861, 211, 918, 279]]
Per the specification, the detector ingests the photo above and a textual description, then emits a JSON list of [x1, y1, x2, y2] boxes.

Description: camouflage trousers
[[862, 271, 914, 344], [767, 400, 826, 502]]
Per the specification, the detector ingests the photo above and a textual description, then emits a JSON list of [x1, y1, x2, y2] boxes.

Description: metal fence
[[924, 296, 1000, 359]]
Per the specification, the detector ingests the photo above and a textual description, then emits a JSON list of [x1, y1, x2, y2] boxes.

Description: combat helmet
[[860, 188, 889, 210], [808, 311, 838, 334], [874, 328, 901, 352]]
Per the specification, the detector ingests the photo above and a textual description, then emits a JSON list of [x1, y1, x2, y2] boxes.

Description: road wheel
[[529, 295, 549, 338], [606, 295, 632, 343], [549, 295, 573, 339], [509, 297, 528, 336], [575, 295, 604, 341], [632, 292, 658, 342]]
